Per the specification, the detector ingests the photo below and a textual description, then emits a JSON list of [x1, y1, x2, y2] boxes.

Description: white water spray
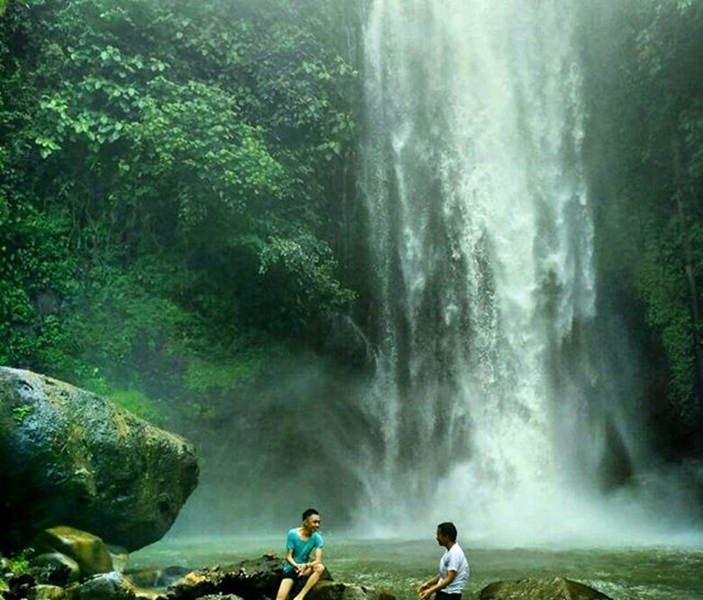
[[356, 0, 698, 545]]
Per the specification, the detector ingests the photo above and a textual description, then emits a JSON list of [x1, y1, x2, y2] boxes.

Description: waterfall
[[354, 0, 682, 544]]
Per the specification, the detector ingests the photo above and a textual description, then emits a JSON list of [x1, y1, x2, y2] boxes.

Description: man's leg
[[292, 563, 325, 600], [276, 577, 296, 600]]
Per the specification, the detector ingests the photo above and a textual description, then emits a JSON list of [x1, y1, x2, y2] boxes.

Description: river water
[[131, 536, 703, 600]]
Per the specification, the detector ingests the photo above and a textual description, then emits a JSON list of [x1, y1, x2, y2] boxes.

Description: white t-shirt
[[438, 543, 469, 594]]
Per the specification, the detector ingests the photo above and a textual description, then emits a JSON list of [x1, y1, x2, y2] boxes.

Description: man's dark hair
[[437, 522, 457, 542], [302, 508, 319, 521]]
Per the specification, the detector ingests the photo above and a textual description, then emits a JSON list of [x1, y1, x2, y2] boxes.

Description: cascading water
[[355, 0, 695, 544]]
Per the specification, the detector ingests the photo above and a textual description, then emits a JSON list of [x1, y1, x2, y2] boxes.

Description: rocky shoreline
[[0, 368, 614, 600], [0, 525, 613, 600]]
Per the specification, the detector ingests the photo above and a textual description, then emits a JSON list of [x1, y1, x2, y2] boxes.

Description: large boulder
[[479, 577, 613, 600], [168, 555, 333, 600], [0, 367, 199, 552]]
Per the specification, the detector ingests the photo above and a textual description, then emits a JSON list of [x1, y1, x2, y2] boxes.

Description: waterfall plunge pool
[[131, 536, 703, 600]]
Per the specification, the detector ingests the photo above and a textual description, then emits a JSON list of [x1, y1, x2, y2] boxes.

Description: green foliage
[[12, 404, 33, 424], [636, 233, 696, 415], [109, 388, 161, 423], [1, 547, 34, 581], [584, 0, 703, 440], [0, 0, 359, 432]]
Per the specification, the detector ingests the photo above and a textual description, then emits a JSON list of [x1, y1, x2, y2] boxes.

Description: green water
[[130, 536, 703, 600]]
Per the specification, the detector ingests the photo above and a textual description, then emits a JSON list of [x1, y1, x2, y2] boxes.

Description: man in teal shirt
[[275, 508, 325, 600]]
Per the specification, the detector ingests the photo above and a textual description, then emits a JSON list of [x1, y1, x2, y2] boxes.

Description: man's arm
[[416, 575, 440, 593], [285, 549, 300, 571], [309, 547, 323, 565], [297, 547, 323, 574], [419, 571, 457, 599]]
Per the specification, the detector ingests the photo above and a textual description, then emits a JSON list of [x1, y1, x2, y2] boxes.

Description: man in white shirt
[[417, 522, 470, 600]]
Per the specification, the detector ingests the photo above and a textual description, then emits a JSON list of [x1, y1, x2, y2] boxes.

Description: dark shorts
[[435, 592, 462, 600], [282, 569, 304, 581]]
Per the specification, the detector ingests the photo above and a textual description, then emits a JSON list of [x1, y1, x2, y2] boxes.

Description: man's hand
[[419, 588, 434, 600], [416, 582, 429, 594]]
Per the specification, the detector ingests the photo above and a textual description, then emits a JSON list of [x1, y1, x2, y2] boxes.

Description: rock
[[32, 527, 113, 579], [108, 545, 130, 574], [30, 551, 81, 586], [160, 566, 192, 588], [479, 577, 613, 600], [126, 566, 191, 589], [77, 572, 136, 600], [307, 581, 395, 600], [168, 555, 332, 600], [0, 367, 199, 552], [2, 556, 14, 576], [28, 584, 67, 600], [125, 569, 163, 588], [133, 587, 168, 600], [199, 596, 244, 600], [7, 572, 37, 600]]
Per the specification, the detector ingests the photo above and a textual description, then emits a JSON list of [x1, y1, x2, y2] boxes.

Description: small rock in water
[[77, 572, 136, 600], [125, 566, 191, 589], [479, 577, 613, 600], [28, 584, 67, 600], [30, 552, 81, 586], [32, 526, 113, 578], [108, 544, 130, 574]]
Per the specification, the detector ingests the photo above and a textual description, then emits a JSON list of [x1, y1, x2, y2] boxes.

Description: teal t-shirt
[[283, 528, 324, 573]]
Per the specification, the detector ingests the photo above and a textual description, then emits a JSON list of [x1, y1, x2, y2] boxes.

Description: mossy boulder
[[30, 551, 81, 586], [32, 527, 113, 579], [479, 577, 612, 600], [0, 367, 199, 552]]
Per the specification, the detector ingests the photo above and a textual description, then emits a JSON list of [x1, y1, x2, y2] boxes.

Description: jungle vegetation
[[1, 0, 702, 474]]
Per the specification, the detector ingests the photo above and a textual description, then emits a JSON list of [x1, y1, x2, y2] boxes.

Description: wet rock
[[108, 545, 130, 574], [77, 572, 136, 600], [0, 367, 199, 552], [6, 572, 37, 600], [30, 551, 81, 586], [126, 566, 191, 589], [32, 527, 113, 579], [28, 584, 67, 600], [126, 568, 163, 588], [168, 555, 330, 600], [133, 587, 168, 600], [307, 581, 395, 600], [479, 577, 613, 600]]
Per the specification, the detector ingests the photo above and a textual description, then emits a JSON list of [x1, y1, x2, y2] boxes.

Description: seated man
[[275, 508, 325, 600], [417, 522, 469, 600]]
